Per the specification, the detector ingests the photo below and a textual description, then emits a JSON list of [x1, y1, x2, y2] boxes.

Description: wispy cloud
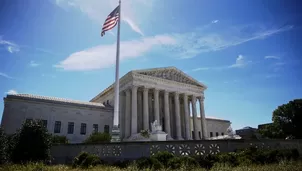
[[41, 74, 56, 78], [0, 37, 20, 53], [212, 20, 219, 24], [191, 55, 251, 72], [55, 0, 154, 36], [0, 72, 15, 79], [54, 35, 176, 71], [169, 25, 294, 59], [265, 55, 280, 60], [29, 61, 40, 67], [5, 89, 18, 95]]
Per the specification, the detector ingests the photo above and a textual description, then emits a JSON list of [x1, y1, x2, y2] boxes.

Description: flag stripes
[[101, 6, 120, 37]]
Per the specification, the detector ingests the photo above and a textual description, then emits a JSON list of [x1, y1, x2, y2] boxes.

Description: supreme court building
[[1, 67, 231, 143]]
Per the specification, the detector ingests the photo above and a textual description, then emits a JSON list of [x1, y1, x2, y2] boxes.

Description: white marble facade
[[1, 67, 231, 142]]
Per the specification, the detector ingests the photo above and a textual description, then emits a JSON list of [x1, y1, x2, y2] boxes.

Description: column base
[[175, 136, 184, 140], [166, 135, 174, 141], [111, 125, 121, 142]]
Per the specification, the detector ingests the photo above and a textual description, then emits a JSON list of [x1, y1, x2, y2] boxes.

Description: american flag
[[101, 5, 120, 37]]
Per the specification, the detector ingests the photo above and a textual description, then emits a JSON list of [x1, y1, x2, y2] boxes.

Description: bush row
[[72, 147, 300, 170]]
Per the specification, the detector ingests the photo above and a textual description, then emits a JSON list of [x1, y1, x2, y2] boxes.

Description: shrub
[[217, 152, 239, 167], [0, 127, 8, 164], [193, 154, 219, 169], [10, 120, 52, 163], [51, 135, 69, 144], [135, 157, 163, 170], [151, 151, 174, 167], [72, 151, 102, 168], [167, 156, 198, 170], [83, 132, 111, 143]]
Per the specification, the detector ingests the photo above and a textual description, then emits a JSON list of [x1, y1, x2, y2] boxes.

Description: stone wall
[[51, 139, 302, 164]]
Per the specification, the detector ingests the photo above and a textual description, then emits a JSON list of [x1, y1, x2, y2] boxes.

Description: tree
[[83, 132, 111, 144], [272, 99, 302, 139], [0, 127, 8, 164], [259, 99, 302, 139], [10, 120, 52, 163]]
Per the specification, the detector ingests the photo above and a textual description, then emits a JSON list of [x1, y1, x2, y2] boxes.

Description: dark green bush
[[83, 132, 111, 143], [135, 157, 163, 170], [192, 154, 218, 169], [10, 120, 52, 163], [217, 152, 239, 167], [151, 151, 174, 167], [72, 151, 102, 168], [113, 160, 132, 168], [51, 135, 69, 144], [0, 127, 8, 164], [167, 156, 198, 170]]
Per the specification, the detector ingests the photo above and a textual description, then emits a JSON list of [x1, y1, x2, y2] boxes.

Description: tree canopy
[[259, 99, 302, 139]]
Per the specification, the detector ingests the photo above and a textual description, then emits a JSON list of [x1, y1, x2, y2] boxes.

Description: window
[[68, 122, 74, 134], [93, 124, 98, 133], [216, 132, 219, 137], [192, 131, 195, 139], [198, 131, 201, 139], [80, 123, 87, 135], [104, 125, 109, 134], [210, 132, 213, 137], [42, 120, 47, 128], [221, 132, 224, 136], [54, 121, 61, 133]]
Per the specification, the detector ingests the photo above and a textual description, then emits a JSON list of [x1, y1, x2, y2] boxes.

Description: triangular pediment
[[133, 67, 207, 88]]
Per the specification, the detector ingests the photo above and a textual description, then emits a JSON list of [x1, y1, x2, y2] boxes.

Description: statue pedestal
[[111, 125, 120, 142], [150, 130, 167, 141]]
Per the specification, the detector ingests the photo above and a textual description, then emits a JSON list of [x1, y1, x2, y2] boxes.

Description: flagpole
[[111, 0, 121, 142]]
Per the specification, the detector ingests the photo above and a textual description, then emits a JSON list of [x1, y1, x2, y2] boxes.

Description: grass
[[1, 161, 302, 171]]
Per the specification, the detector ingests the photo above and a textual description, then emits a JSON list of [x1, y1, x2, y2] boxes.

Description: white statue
[[227, 126, 234, 136], [151, 120, 162, 132]]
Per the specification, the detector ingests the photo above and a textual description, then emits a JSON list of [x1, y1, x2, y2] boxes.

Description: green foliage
[[167, 156, 198, 170], [140, 129, 150, 138], [193, 154, 219, 169], [83, 132, 111, 144], [151, 151, 174, 167], [10, 119, 52, 164], [72, 151, 102, 168], [135, 157, 163, 170], [51, 135, 69, 144], [259, 99, 302, 139], [0, 127, 8, 164]]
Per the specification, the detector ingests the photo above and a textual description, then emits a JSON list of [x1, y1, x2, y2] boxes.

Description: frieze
[[133, 74, 204, 96]]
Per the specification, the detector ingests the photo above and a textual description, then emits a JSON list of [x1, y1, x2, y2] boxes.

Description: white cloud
[[170, 25, 293, 59], [191, 55, 251, 72], [228, 55, 251, 68], [29, 61, 40, 67], [212, 20, 219, 24], [55, 0, 155, 36], [54, 34, 176, 71], [0, 72, 15, 79], [192, 67, 210, 72], [0, 37, 20, 53], [6, 89, 18, 95], [265, 55, 280, 60]]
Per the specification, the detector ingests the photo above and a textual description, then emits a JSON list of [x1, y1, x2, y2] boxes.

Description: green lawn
[[1, 161, 302, 171]]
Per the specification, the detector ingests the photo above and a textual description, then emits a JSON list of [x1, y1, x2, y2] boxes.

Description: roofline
[[5, 94, 111, 110], [91, 66, 208, 101], [190, 116, 231, 122]]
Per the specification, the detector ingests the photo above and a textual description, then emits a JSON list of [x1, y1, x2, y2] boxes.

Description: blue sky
[[0, 0, 301, 130]]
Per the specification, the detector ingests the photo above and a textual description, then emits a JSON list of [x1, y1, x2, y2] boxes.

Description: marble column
[[192, 95, 199, 140], [143, 88, 149, 131], [183, 94, 191, 140], [164, 91, 172, 139], [124, 89, 131, 139], [174, 92, 183, 140], [154, 89, 160, 122], [199, 97, 208, 139], [131, 86, 138, 135]]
